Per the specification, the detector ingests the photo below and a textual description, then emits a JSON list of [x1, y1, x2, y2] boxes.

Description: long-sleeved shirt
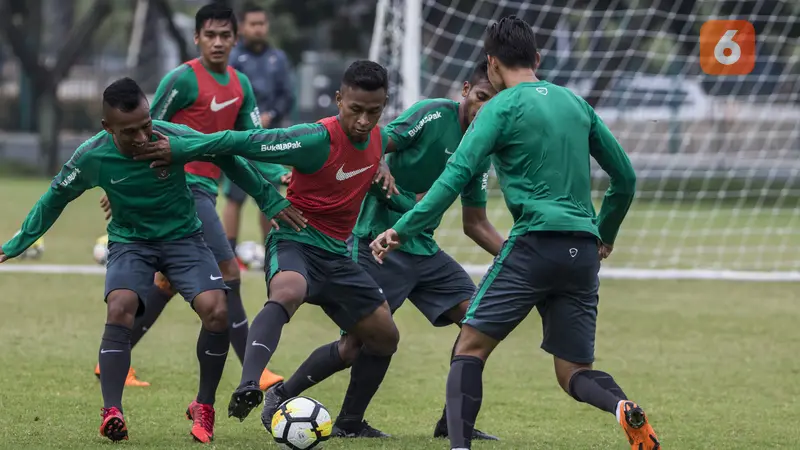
[[229, 42, 295, 124]]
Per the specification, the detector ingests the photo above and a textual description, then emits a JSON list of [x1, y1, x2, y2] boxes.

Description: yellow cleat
[[259, 368, 284, 391]]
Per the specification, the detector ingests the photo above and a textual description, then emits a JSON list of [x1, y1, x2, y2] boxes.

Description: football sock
[[337, 349, 392, 422], [283, 341, 349, 397], [196, 327, 230, 405], [130, 285, 172, 348], [446, 355, 484, 449], [228, 238, 238, 254], [568, 369, 628, 414], [225, 280, 248, 364], [99, 324, 132, 410], [438, 339, 461, 423], [239, 301, 290, 388]]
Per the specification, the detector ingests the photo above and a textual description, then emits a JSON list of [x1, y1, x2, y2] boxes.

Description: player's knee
[[194, 290, 229, 331], [106, 290, 140, 327], [220, 258, 241, 280], [267, 272, 307, 316], [554, 358, 592, 393], [453, 325, 496, 362], [361, 305, 400, 356], [337, 334, 363, 365]]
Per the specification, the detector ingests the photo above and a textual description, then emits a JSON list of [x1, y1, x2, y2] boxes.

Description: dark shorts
[[224, 178, 280, 206], [192, 187, 236, 263], [104, 233, 228, 315], [266, 237, 386, 332], [463, 231, 601, 364], [349, 236, 475, 327]]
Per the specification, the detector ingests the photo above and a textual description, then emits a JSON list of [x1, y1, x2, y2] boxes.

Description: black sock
[[568, 369, 628, 415], [446, 355, 484, 449], [228, 237, 238, 254], [196, 327, 230, 405], [337, 349, 392, 424], [239, 302, 290, 388], [438, 338, 460, 424], [283, 341, 349, 397], [225, 280, 248, 364], [99, 324, 132, 411], [130, 285, 173, 348]]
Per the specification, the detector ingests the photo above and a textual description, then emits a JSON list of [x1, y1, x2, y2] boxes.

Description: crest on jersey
[[536, 87, 548, 95], [155, 167, 170, 180], [569, 248, 578, 257]]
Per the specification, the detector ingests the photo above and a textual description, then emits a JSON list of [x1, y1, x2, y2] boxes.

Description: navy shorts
[[349, 236, 475, 326], [192, 187, 235, 263], [265, 237, 386, 332], [463, 231, 601, 364], [104, 233, 228, 315]]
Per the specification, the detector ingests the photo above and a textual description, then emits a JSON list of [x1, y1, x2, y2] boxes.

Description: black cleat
[[332, 418, 391, 438], [260, 382, 289, 432], [227, 382, 263, 422], [433, 417, 499, 441]]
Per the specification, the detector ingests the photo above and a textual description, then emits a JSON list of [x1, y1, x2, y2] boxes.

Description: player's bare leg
[[98, 290, 139, 441], [185, 289, 230, 443], [554, 358, 660, 450]]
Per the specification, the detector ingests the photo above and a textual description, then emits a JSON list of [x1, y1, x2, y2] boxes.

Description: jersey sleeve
[[368, 182, 418, 213], [384, 100, 445, 152], [253, 161, 290, 184], [460, 157, 490, 208], [1, 147, 97, 258], [584, 100, 637, 245], [150, 65, 196, 121], [392, 100, 507, 241], [234, 71, 262, 131], [211, 156, 291, 219]]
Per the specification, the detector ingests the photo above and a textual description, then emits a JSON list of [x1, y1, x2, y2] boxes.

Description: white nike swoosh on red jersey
[[210, 96, 239, 112], [335, 164, 374, 181]]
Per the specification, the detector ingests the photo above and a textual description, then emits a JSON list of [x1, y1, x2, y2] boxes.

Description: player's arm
[[383, 103, 429, 154], [368, 182, 417, 212], [461, 159, 504, 256], [1, 150, 96, 260], [150, 65, 196, 121], [585, 103, 637, 246], [210, 155, 293, 220]]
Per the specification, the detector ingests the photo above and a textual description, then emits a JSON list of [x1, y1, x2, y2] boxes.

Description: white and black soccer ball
[[270, 396, 332, 450], [236, 240, 266, 270], [15, 230, 45, 260], [93, 235, 109, 266]]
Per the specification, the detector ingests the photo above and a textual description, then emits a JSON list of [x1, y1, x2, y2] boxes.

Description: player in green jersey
[[0, 78, 301, 443], [370, 16, 660, 450]]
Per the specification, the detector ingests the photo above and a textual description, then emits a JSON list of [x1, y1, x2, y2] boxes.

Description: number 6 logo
[[700, 20, 756, 75]]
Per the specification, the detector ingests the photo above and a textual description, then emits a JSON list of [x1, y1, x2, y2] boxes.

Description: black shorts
[[265, 237, 386, 332], [462, 231, 601, 364], [350, 236, 474, 326], [192, 187, 236, 263], [104, 233, 228, 315]]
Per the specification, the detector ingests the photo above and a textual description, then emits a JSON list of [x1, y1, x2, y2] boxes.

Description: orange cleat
[[617, 400, 661, 450], [236, 257, 248, 272], [186, 399, 215, 443], [259, 368, 284, 391], [100, 406, 128, 441], [95, 364, 151, 387]]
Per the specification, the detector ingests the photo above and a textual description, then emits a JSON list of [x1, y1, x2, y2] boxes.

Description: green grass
[[1, 177, 800, 449]]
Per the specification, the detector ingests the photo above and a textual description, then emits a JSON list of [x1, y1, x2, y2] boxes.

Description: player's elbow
[[611, 169, 637, 196]]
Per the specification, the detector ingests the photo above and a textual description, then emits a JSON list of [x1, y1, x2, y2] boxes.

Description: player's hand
[[374, 160, 399, 198], [273, 205, 306, 232], [599, 243, 613, 260], [0, 247, 7, 264], [280, 172, 292, 185], [260, 113, 273, 128], [100, 195, 112, 220], [370, 228, 401, 264], [415, 191, 427, 202], [134, 130, 172, 167]]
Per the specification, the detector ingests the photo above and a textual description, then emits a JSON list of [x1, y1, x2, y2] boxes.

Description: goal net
[[370, 0, 800, 281]]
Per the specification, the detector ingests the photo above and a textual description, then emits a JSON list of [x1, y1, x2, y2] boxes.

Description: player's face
[[102, 100, 153, 155], [241, 12, 268, 44], [336, 86, 387, 142], [461, 79, 497, 125], [195, 20, 236, 66]]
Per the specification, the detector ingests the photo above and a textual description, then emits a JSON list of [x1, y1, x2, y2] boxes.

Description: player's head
[[101, 77, 152, 154], [239, 2, 268, 47], [195, 3, 238, 67], [484, 15, 540, 90], [460, 60, 498, 127], [336, 60, 389, 142]]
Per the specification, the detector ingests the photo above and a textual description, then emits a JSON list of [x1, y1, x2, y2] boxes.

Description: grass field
[[1, 177, 800, 449]]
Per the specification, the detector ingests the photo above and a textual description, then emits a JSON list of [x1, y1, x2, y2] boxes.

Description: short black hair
[[103, 77, 146, 113], [469, 60, 489, 85], [195, 3, 238, 35], [239, 1, 267, 21], [341, 60, 389, 92], [484, 16, 538, 69]]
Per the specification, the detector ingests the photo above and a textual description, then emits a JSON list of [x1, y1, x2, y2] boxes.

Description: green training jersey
[[392, 81, 637, 246], [150, 61, 289, 194], [352, 99, 490, 256], [1, 121, 288, 258]]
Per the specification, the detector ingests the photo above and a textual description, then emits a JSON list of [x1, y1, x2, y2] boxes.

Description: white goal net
[[370, 0, 800, 281]]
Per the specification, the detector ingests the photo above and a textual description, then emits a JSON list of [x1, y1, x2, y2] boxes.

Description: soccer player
[[257, 60, 505, 440], [133, 60, 407, 425], [370, 16, 660, 450], [93, 3, 285, 391], [0, 78, 300, 443]]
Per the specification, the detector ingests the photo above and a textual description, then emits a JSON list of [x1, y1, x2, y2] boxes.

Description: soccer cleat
[[332, 419, 391, 438], [186, 400, 216, 443], [94, 364, 150, 387], [617, 400, 661, 450], [260, 382, 288, 432], [433, 416, 499, 441], [236, 257, 248, 272], [99, 407, 128, 441], [259, 368, 284, 391], [228, 381, 263, 421]]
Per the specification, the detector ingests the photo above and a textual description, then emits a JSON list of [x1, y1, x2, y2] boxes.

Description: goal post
[[370, 0, 800, 282]]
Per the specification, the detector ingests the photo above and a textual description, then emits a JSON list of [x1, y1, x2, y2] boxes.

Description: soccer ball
[[93, 235, 109, 266], [18, 235, 45, 260], [270, 396, 332, 450], [235, 241, 266, 270]]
